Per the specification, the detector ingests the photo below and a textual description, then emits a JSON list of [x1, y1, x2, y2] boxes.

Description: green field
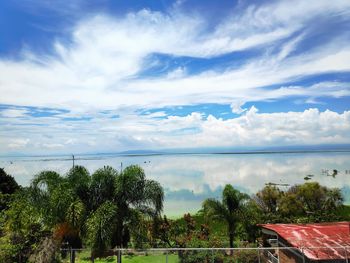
[[123, 254, 179, 263], [71, 251, 179, 263]]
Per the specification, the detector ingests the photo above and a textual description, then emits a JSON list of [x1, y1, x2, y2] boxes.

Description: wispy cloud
[[0, 0, 350, 153]]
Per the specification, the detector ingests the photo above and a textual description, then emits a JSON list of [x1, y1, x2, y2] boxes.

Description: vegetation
[[0, 165, 163, 263], [203, 185, 249, 248], [0, 167, 20, 212], [0, 166, 349, 263], [253, 182, 345, 223]]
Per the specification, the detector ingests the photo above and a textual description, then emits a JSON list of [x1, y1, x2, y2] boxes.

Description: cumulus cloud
[[230, 101, 247, 114], [1, 106, 350, 155]]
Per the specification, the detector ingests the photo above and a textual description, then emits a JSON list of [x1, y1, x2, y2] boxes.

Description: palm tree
[[31, 167, 89, 263], [31, 170, 73, 227], [28, 165, 164, 262], [86, 165, 164, 261], [203, 185, 249, 248], [114, 165, 163, 244], [87, 201, 118, 257]]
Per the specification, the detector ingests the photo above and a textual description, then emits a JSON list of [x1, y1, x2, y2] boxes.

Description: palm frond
[[203, 198, 229, 220], [143, 179, 164, 213]]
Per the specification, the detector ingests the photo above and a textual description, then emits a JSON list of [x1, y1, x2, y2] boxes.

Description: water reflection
[[1, 152, 349, 216]]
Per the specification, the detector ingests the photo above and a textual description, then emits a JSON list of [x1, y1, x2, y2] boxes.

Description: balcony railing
[[61, 246, 350, 263]]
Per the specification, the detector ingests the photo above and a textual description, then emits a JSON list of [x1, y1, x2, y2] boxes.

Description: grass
[[123, 254, 179, 263], [68, 250, 179, 263], [336, 205, 350, 220]]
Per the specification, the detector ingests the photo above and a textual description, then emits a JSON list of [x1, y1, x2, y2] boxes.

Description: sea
[[1, 151, 349, 217]]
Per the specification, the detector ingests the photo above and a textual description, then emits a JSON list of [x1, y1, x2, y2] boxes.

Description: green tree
[[31, 170, 73, 227], [89, 166, 118, 211], [0, 189, 46, 263], [66, 166, 91, 204], [112, 165, 164, 247], [293, 182, 343, 219], [1, 165, 164, 262], [84, 165, 164, 261], [30, 167, 89, 263], [278, 192, 304, 219], [0, 168, 19, 194], [87, 201, 118, 257], [203, 185, 249, 248], [0, 168, 20, 212], [254, 185, 283, 214]]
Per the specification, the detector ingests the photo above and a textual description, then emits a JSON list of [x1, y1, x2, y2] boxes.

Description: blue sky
[[0, 0, 350, 155]]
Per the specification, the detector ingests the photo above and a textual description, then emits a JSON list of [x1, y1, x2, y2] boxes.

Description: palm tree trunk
[[71, 250, 76, 263], [229, 233, 234, 248]]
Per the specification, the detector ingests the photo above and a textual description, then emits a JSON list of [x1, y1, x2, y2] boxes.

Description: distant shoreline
[[1, 149, 350, 160]]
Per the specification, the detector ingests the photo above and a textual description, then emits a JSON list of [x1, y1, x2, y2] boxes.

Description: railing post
[[212, 249, 214, 263], [166, 251, 168, 263], [343, 246, 348, 263], [257, 248, 261, 263], [117, 249, 121, 263], [302, 248, 305, 263]]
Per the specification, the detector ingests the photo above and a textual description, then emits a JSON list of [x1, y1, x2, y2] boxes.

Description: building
[[260, 222, 350, 263]]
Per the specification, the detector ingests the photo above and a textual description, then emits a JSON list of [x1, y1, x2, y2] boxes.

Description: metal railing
[[266, 250, 279, 263], [61, 246, 350, 263]]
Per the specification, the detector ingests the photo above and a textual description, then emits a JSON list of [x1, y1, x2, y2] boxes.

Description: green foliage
[[0, 168, 20, 212], [76, 251, 180, 263], [178, 250, 213, 263], [0, 164, 164, 263], [67, 166, 91, 202], [203, 185, 249, 248], [0, 190, 48, 262], [0, 168, 20, 194], [1, 164, 347, 263], [278, 193, 304, 218], [238, 200, 262, 242], [116, 165, 164, 215], [335, 205, 350, 220], [128, 211, 149, 249], [253, 182, 344, 223], [122, 254, 179, 263], [231, 246, 260, 263], [90, 166, 118, 211], [87, 201, 118, 256], [28, 236, 61, 263], [66, 200, 86, 230], [254, 185, 282, 214]]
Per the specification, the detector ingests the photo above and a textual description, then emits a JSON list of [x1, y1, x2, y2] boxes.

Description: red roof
[[261, 222, 350, 261]]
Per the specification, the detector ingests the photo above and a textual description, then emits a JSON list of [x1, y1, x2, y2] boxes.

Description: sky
[[0, 0, 350, 155]]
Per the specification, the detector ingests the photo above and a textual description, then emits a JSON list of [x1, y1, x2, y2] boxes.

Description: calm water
[[1, 152, 350, 217]]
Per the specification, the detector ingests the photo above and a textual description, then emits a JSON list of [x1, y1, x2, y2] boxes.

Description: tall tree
[[203, 185, 249, 248]]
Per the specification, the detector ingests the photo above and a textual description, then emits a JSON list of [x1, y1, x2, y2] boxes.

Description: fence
[[61, 246, 350, 263]]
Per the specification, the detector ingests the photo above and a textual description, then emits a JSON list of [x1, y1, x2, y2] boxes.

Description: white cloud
[[1, 107, 350, 155], [0, 1, 350, 112], [276, 33, 305, 61], [0, 0, 350, 154], [0, 108, 28, 118], [230, 101, 247, 114], [42, 143, 65, 149], [7, 138, 30, 149]]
